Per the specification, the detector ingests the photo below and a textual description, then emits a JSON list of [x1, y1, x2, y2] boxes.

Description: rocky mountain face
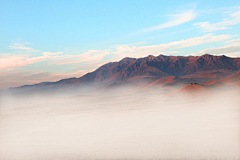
[[72, 54, 240, 84], [10, 54, 240, 93]]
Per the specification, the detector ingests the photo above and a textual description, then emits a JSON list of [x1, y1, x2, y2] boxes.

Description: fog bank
[[0, 88, 239, 160]]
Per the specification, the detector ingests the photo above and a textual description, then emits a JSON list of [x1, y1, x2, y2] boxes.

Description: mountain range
[[9, 54, 240, 94]]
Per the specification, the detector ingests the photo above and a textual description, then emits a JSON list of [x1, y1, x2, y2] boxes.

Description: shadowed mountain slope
[[72, 54, 240, 84], [203, 71, 240, 88], [10, 54, 240, 93]]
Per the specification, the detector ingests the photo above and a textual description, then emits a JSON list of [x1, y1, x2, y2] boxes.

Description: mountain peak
[[220, 55, 229, 59], [146, 55, 156, 60], [201, 53, 212, 57], [147, 55, 155, 58], [10, 54, 240, 90], [120, 57, 136, 62]]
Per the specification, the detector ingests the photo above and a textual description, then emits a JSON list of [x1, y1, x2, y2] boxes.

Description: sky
[[0, 0, 240, 89]]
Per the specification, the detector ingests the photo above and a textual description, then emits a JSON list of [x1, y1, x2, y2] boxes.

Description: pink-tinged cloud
[[49, 34, 232, 66], [0, 34, 234, 89], [9, 43, 40, 52], [2, 34, 231, 72], [194, 38, 240, 57], [0, 52, 62, 71]]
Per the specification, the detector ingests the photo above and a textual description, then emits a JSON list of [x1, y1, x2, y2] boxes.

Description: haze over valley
[[1, 1, 240, 160], [1, 54, 240, 160]]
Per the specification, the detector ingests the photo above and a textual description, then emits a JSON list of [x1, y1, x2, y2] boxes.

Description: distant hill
[[203, 71, 240, 88]]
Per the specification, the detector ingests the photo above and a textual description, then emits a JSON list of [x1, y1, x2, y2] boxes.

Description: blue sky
[[0, 0, 240, 89]]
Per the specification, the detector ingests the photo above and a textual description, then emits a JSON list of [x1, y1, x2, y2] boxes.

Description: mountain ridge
[[10, 54, 240, 92]]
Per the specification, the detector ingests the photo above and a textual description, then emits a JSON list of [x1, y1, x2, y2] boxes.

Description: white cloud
[[35, 34, 233, 67], [0, 43, 63, 71], [138, 10, 196, 33], [226, 38, 240, 44], [194, 6, 240, 32], [9, 43, 40, 53], [0, 52, 62, 71], [198, 45, 240, 57], [109, 33, 232, 60], [46, 34, 229, 67], [0, 34, 234, 89], [193, 38, 240, 57], [49, 50, 112, 66], [42, 52, 63, 56], [193, 22, 227, 32], [1, 34, 232, 72]]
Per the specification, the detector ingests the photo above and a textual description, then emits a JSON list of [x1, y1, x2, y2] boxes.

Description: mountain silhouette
[[10, 54, 240, 93]]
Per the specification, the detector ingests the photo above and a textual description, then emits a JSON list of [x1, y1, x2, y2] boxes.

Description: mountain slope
[[203, 71, 240, 88], [11, 54, 240, 93], [69, 54, 240, 84]]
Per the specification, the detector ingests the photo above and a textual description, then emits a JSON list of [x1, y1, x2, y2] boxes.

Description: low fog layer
[[0, 86, 239, 160]]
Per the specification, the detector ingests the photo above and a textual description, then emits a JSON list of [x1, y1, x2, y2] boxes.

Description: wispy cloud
[[194, 6, 240, 32], [194, 38, 240, 57], [9, 43, 40, 53], [1, 34, 232, 72], [226, 38, 240, 44], [109, 33, 232, 60], [0, 34, 234, 89], [50, 50, 111, 65], [138, 10, 196, 33], [47, 33, 232, 68], [0, 52, 62, 71]]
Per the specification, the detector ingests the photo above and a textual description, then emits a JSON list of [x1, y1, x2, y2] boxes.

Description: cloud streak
[[0, 52, 63, 71], [195, 38, 240, 57], [194, 6, 240, 32], [138, 10, 196, 33], [109, 33, 232, 60], [9, 43, 40, 53], [0, 34, 234, 89], [1, 34, 232, 71], [41, 33, 231, 70]]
